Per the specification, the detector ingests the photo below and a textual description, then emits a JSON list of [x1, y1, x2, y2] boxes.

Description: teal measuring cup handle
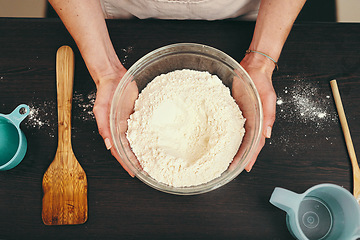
[[8, 104, 30, 127], [270, 187, 302, 214]]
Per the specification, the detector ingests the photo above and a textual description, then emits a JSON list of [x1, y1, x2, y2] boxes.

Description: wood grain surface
[[0, 18, 360, 239]]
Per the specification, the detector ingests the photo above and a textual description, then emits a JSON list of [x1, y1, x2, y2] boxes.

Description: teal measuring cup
[[0, 104, 30, 170], [270, 183, 360, 240]]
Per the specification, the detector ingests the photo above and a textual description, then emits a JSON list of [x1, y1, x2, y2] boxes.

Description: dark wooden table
[[1, 18, 360, 240]]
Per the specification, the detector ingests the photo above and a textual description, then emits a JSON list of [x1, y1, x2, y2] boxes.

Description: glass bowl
[[110, 43, 263, 195]]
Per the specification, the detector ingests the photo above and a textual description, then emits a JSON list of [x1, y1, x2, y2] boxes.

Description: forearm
[[49, 0, 123, 84], [246, 0, 306, 70]]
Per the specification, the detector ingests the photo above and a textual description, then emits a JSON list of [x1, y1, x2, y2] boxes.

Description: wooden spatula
[[42, 45, 88, 225], [330, 79, 360, 204]]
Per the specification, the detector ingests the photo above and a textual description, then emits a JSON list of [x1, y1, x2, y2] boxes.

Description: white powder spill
[[318, 112, 326, 118], [276, 99, 283, 105], [25, 101, 57, 138], [270, 77, 338, 155], [276, 78, 336, 125], [73, 90, 96, 121], [120, 46, 134, 65], [24, 90, 96, 137]]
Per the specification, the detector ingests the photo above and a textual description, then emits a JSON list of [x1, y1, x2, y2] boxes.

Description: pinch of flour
[[24, 91, 96, 137], [73, 90, 96, 121], [120, 46, 134, 65], [271, 77, 338, 154]]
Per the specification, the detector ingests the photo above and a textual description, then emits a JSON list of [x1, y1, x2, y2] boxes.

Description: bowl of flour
[[110, 43, 263, 195]]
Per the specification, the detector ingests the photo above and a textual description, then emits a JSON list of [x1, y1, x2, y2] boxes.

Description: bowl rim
[[110, 42, 263, 195]]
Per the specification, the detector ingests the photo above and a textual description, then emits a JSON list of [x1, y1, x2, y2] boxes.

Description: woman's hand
[[234, 0, 305, 172], [239, 52, 277, 172], [93, 67, 138, 177], [49, 0, 139, 176]]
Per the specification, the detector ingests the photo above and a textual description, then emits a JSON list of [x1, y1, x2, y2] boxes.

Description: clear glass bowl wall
[[110, 43, 263, 195]]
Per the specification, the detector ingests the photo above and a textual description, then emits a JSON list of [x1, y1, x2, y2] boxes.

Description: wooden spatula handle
[[56, 46, 74, 150], [330, 79, 360, 172]]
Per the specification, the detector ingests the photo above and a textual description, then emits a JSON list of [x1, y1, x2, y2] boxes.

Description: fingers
[[94, 102, 135, 177], [93, 97, 112, 150], [104, 137, 112, 150], [237, 62, 276, 172], [261, 88, 277, 139], [93, 79, 137, 177], [245, 136, 265, 172], [119, 81, 139, 126], [244, 88, 276, 172], [109, 142, 136, 177]]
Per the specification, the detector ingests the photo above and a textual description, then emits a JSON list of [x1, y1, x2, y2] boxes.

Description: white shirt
[[100, 0, 260, 21]]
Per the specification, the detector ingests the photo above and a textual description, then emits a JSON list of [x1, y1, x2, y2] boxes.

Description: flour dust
[[73, 90, 96, 121], [119, 46, 134, 65], [24, 90, 96, 138], [269, 77, 338, 155]]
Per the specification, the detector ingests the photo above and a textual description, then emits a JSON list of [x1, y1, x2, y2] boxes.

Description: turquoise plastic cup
[[0, 104, 30, 170], [270, 183, 360, 240]]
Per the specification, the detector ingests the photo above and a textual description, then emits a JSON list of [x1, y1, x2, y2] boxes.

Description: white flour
[[26, 101, 57, 138], [73, 90, 96, 121], [276, 77, 336, 126], [24, 91, 96, 138], [120, 46, 134, 65], [270, 77, 338, 155], [127, 69, 245, 187]]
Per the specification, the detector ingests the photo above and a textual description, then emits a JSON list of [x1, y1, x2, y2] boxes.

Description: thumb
[[262, 89, 277, 139]]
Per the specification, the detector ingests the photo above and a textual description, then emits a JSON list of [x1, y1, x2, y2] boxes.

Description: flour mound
[[126, 69, 245, 187]]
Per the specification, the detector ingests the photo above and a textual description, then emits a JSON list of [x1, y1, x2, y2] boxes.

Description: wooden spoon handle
[[330, 79, 360, 172], [56, 46, 75, 150]]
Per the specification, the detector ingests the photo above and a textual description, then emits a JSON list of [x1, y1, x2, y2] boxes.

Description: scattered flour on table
[[119, 46, 134, 65], [73, 90, 96, 121], [126, 69, 245, 187], [270, 77, 338, 155], [25, 101, 57, 137], [24, 91, 96, 137], [276, 78, 336, 126]]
